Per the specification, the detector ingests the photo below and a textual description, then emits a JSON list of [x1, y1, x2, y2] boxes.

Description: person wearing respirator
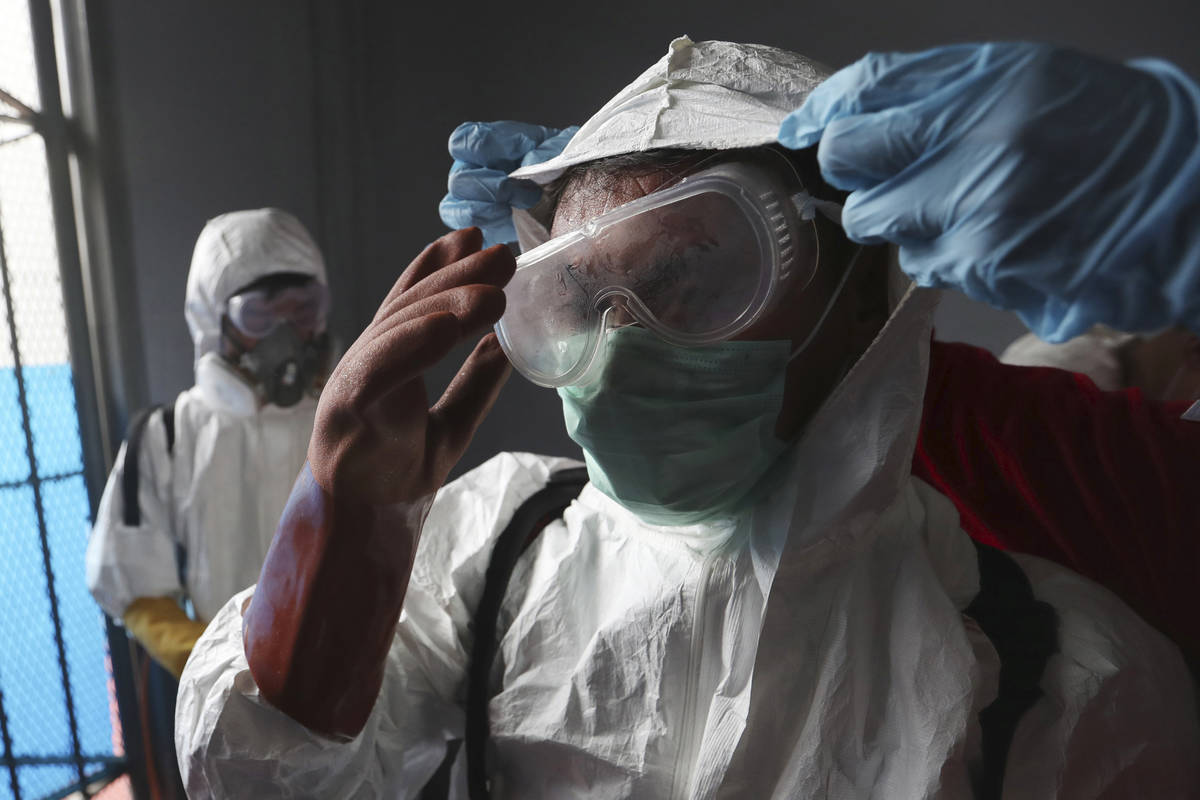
[[86, 208, 331, 679]]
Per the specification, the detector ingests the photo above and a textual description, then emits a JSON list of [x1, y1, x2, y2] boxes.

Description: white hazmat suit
[[176, 40, 1199, 799], [86, 208, 325, 625]]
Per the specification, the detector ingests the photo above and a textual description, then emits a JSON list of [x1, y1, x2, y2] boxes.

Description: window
[[1, 0, 130, 797]]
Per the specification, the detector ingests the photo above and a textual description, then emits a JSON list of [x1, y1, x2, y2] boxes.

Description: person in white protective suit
[[176, 40, 1199, 799], [86, 208, 331, 678]]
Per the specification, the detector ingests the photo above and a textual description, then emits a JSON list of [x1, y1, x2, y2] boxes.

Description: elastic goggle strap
[[780, 186, 856, 363], [787, 244, 866, 363]]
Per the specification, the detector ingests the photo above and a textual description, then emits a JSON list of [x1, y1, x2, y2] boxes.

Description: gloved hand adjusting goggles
[[495, 161, 824, 387]]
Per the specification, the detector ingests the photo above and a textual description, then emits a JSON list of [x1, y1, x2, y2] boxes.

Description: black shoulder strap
[[120, 402, 177, 527], [465, 466, 589, 800], [966, 540, 1059, 799], [162, 400, 176, 455]]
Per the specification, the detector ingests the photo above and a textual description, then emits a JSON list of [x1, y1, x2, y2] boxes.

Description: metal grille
[[1, 1, 129, 798]]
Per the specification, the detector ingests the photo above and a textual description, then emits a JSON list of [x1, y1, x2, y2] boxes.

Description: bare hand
[[309, 228, 515, 504]]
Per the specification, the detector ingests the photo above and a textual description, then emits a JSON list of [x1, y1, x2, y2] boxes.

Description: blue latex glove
[[439, 121, 579, 247], [778, 43, 1200, 341]]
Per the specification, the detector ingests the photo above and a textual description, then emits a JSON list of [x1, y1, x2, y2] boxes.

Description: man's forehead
[[550, 169, 676, 238], [547, 150, 803, 238]]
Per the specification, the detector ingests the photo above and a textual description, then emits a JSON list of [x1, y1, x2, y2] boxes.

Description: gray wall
[[93, 1, 322, 401], [96, 0, 1200, 472]]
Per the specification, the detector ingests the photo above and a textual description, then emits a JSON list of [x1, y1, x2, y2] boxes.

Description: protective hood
[[510, 36, 832, 186], [183, 208, 327, 370]]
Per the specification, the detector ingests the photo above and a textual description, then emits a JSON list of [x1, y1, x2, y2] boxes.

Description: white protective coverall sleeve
[[1003, 549, 1200, 795], [176, 451, 582, 799], [86, 407, 184, 620]]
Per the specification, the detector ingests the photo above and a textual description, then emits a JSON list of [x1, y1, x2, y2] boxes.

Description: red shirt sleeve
[[913, 339, 1199, 666]]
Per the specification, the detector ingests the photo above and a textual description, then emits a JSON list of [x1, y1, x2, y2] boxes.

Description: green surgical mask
[[558, 327, 792, 526]]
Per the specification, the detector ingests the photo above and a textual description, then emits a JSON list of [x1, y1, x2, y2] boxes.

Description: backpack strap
[[966, 540, 1059, 799], [121, 402, 177, 526], [161, 400, 176, 455], [465, 466, 589, 800]]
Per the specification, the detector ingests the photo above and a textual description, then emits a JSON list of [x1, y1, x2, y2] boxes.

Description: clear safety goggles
[[495, 161, 822, 387], [225, 281, 330, 338]]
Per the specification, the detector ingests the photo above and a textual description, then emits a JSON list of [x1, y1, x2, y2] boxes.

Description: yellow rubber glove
[[122, 596, 208, 679]]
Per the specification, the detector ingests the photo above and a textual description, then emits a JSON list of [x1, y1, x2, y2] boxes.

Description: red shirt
[[914, 340, 1199, 668]]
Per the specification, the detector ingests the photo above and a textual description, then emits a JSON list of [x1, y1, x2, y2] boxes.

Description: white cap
[[510, 36, 832, 186], [184, 208, 328, 369]]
